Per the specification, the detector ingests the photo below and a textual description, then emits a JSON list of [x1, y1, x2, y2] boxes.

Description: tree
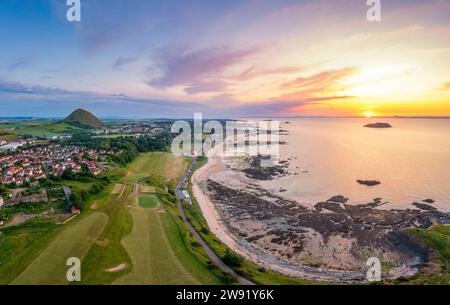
[[0, 183, 10, 197], [61, 166, 74, 180], [222, 250, 243, 268], [80, 163, 92, 177]]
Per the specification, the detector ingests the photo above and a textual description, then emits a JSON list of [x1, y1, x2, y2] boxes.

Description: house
[[181, 190, 192, 204]]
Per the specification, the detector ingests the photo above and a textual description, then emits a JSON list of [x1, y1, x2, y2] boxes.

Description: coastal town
[[0, 144, 108, 188]]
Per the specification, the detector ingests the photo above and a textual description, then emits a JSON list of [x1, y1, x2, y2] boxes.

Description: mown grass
[[0, 153, 226, 285], [126, 152, 188, 182], [12, 213, 108, 284], [0, 219, 62, 284], [115, 201, 201, 284], [115, 153, 224, 284], [138, 195, 158, 208], [77, 186, 134, 284]]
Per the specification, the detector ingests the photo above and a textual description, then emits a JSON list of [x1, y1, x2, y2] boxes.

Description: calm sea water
[[258, 118, 450, 212]]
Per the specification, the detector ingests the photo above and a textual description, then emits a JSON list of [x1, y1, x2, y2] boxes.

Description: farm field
[[0, 121, 79, 139]]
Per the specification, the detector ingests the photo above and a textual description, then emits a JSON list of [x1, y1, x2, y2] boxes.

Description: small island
[[364, 122, 392, 128], [357, 180, 381, 186]]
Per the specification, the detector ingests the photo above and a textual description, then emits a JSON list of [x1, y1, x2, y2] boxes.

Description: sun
[[363, 112, 377, 118]]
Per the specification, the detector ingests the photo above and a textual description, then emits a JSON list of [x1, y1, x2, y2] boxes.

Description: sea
[[257, 118, 450, 212]]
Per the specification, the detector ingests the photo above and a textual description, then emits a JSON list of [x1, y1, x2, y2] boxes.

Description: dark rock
[[364, 122, 392, 128], [327, 195, 349, 203], [242, 155, 290, 180], [357, 180, 381, 186], [422, 199, 435, 204], [205, 179, 450, 276], [412, 202, 437, 211]]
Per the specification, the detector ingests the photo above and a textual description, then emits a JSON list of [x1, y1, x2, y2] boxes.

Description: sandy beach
[[191, 146, 245, 255]]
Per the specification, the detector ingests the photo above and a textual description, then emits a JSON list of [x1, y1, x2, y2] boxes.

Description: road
[[175, 158, 255, 285]]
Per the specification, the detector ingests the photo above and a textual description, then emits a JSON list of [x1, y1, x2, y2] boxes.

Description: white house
[[181, 190, 191, 204]]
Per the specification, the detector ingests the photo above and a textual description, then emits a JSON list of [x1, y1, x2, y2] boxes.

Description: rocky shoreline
[[204, 178, 449, 279], [199, 153, 450, 281]]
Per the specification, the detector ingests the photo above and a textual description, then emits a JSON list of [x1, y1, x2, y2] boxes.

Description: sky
[[0, 0, 450, 118]]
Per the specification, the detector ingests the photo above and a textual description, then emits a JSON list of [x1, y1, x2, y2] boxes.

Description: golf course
[[3, 152, 224, 285]]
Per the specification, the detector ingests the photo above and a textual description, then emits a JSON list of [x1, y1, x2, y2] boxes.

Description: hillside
[[63, 109, 104, 129]]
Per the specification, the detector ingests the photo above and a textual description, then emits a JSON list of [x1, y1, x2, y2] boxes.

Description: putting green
[[138, 195, 158, 208], [12, 212, 108, 284]]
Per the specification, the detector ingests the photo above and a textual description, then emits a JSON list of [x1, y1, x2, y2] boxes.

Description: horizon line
[[1, 115, 450, 121]]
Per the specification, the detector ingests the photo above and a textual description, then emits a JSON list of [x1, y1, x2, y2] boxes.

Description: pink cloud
[[234, 65, 303, 81], [280, 67, 358, 90], [149, 45, 266, 88]]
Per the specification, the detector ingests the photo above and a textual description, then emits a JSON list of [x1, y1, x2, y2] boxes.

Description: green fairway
[[138, 195, 158, 208], [115, 153, 222, 284], [3, 152, 223, 285], [77, 186, 134, 284], [0, 219, 62, 284], [12, 213, 108, 284], [115, 204, 200, 284], [125, 152, 188, 182]]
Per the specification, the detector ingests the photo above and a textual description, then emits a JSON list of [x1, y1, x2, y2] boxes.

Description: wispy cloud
[[235, 66, 302, 81], [272, 68, 358, 103], [6, 58, 35, 72], [0, 79, 70, 95], [149, 45, 266, 88], [0, 78, 203, 117], [184, 80, 229, 95], [214, 100, 310, 117], [280, 68, 358, 90], [113, 56, 138, 68]]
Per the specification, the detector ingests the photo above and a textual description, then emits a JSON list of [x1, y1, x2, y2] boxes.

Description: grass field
[[115, 203, 202, 284], [12, 213, 108, 284], [0, 219, 62, 284], [111, 183, 124, 195], [405, 225, 450, 284], [0, 152, 225, 284], [138, 195, 158, 208], [115, 153, 222, 284], [94, 134, 139, 139], [125, 152, 188, 182], [0, 121, 79, 138], [140, 185, 156, 193]]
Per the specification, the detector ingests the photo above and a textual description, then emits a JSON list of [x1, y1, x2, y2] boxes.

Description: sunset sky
[[0, 0, 450, 118]]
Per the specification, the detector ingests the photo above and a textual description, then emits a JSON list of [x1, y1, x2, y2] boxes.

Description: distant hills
[[63, 108, 104, 129]]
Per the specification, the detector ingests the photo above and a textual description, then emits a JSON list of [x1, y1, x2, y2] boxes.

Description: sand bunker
[[96, 238, 109, 247], [105, 263, 127, 273]]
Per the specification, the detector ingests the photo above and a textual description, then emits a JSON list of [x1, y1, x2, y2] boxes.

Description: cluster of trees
[[59, 163, 93, 180], [0, 183, 10, 198], [70, 178, 110, 210], [63, 131, 173, 166]]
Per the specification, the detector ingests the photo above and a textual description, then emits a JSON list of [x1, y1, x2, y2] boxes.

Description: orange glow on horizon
[[363, 112, 377, 118]]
